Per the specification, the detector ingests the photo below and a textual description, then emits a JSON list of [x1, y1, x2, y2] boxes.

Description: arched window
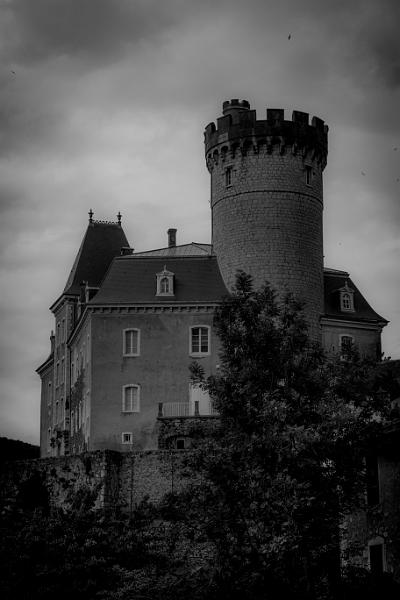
[[160, 277, 170, 294], [342, 293, 351, 309], [156, 266, 174, 296], [339, 282, 355, 312]]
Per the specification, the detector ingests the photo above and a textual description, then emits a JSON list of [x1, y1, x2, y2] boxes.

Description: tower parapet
[[205, 100, 328, 170], [204, 100, 329, 340]]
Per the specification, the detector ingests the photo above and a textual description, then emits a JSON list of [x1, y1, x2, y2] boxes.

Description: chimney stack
[[167, 228, 177, 248]]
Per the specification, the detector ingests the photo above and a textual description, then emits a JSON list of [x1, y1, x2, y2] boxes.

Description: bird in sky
[[288, 34, 291, 40], [361, 171, 366, 176]]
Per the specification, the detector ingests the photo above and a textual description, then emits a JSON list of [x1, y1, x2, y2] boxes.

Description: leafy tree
[[187, 271, 391, 600]]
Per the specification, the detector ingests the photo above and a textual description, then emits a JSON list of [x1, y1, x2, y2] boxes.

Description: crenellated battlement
[[205, 100, 328, 169]]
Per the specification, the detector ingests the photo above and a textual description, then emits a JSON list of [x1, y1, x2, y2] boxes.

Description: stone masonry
[[205, 100, 328, 340]]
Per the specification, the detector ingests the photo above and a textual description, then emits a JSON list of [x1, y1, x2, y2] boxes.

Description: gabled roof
[[63, 221, 129, 295], [89, 255, 228, 305], [133, 243, 212, 257], [323, 268, 388, 324]]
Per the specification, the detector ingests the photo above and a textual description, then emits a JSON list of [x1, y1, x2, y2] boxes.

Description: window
[[122, 432, 133, 444], [156, 266, 174, 296], [225, 166, 233, 186], [122, 385, 140, 413], [369, 537, 386, 576], [71, 411, 74, 436], [305, 165, 312, 186], [339, 282, 355, 312], [190, 326, 210, 356], [176, 437, 186, 450], [340, 334, 354, 359], [61, 357, 65, 382], [123, 329, 140, 356], [48, 382, 52, 406], [56, 362, 60, 385], [61, 319, 65, 342], [342, 293, 351, 310]]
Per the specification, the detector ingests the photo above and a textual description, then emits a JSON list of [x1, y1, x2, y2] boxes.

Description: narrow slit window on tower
[[305, 165, 312, 186], [225, 166, 232, 187]]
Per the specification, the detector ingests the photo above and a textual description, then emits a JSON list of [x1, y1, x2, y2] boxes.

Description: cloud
[[0, 0, 399, 445]]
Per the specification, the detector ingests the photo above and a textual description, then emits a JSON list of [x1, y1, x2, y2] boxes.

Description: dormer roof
[[323, 268, 388, 324]]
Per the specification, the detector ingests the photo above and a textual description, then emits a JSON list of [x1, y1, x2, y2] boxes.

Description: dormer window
[[339, 282, 355, 312], [156, 266, 174, 296]]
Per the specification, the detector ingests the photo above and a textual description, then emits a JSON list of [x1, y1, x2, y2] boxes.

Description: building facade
[[37, 100, 388, 457]]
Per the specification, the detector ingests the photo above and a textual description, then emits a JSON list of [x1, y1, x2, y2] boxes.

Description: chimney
[[167, 228, 177, 248]]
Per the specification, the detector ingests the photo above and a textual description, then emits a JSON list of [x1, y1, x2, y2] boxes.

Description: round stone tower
[[204, 99, 328, 340]]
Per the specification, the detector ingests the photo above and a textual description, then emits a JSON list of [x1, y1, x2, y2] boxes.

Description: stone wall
[[0, 449, 192, 514]]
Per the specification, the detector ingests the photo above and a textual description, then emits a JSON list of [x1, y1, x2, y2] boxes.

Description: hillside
[[0, 437, 40, 462]]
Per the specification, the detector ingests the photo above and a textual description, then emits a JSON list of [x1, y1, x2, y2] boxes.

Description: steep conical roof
[[63, 218, 129, 295]]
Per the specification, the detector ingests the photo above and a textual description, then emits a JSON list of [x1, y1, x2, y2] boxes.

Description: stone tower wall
[[205, 100, 328, 340]]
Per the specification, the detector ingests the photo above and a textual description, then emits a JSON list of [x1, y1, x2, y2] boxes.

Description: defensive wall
[[0, 450, 191, 513]]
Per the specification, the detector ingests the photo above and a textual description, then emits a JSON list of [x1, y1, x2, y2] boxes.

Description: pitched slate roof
[[89, 255, 228, 305], [63, 221, 129, 295], [134, 243, 212, 257], [323, 268, 388, 324]]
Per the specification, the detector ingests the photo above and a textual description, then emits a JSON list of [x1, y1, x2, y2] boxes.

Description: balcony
[[158, 399, 219, 418]]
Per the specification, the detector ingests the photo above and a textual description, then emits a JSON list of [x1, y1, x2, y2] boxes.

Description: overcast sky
[[0, 0, 399, 445]]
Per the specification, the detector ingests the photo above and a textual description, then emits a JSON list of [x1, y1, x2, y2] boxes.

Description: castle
[[37, 99, 388, 457]]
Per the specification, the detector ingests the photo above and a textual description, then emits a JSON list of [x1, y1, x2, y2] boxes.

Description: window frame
[[225, 166, 233, 187], [339, 334, 355, 360], [368, 537, 386, 575], [123, 328, 141, 357], [340, 291, 355, 312], [156, 266, 174, 297], [122, 432, 133, 445], [122, 384, 141, 413], [189, 325, 211, 357]]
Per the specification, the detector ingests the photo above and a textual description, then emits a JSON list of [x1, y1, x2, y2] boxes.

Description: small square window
[[123, 329, 140, 356], [122, 432, 133, 444], [176, 438, 186, 450]]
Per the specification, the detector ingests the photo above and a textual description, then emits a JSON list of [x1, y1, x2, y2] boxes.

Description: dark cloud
[[5, 0, 216, 66], [0, 0, 399, 445]]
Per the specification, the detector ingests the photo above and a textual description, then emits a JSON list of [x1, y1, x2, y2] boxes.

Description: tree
[[187, 272, 390, 600]]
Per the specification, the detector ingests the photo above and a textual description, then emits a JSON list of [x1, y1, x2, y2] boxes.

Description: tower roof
[[63, 217, 129, 295]]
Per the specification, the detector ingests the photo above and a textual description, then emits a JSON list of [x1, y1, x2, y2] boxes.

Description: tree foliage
[[187, 272, 392, 599]]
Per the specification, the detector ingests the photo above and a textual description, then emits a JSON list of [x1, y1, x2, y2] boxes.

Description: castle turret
[[205, 99, 328, 340]]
